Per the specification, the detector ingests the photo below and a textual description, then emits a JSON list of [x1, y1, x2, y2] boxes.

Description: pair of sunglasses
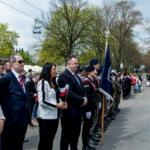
[[17, 60, 24, 64]]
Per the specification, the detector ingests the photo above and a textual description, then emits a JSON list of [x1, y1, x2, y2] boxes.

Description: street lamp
[[104, 27, 110, 52], [105, 28, 110, 38]]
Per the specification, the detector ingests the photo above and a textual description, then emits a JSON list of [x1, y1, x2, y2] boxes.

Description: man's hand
[[0, 119, 5, 134], [82, 97, 88, 106]]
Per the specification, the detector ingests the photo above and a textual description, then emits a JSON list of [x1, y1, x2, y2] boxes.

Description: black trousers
[[60, 117, 81, 150], [38, 118, 59, 150], [0, 135, 2, 150], [82, 103, 98, 148], [29, 99, 35, 123], [82, 117, 93, 148], [1, 123, 27, 150]]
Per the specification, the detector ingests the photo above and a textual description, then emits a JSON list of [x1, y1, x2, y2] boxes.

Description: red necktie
[[19, 76, 24, 89]]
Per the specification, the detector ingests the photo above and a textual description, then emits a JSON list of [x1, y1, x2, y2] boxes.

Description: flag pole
[[101, 95, 105, 144], [100, 27, 110, 144]]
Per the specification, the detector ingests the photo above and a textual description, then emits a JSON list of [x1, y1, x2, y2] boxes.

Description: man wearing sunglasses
[[0, 54, 29, 150]]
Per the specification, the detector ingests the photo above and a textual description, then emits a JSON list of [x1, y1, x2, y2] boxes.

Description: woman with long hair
[[37, 63, 67, 150]]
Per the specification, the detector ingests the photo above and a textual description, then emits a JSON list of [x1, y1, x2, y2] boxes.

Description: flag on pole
[[56, 76, 69, 101], [99, 45, 113, 101], [59, 84, 69, 97]]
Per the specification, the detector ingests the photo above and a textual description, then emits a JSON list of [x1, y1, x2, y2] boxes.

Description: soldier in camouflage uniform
[[112, 73, 121, 114]]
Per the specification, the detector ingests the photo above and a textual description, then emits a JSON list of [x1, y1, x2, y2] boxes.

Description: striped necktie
[[19, 76, 25, 89], [74, 74, 81, 86]]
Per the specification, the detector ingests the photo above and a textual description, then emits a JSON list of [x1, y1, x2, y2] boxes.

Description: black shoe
[[89, 139, 100, 146], [104, 127, 107, 132], [24, 139, 29, 143], [104, 120, 109, 127], [94, 133, 101, 138], [93, 136, 101, 141], [92, 141, 100, 145], [117, 108, 121, 113], [92, 137, 100, 142], [112, 111, 117, 116], [105, 117, 111, 124], [110, 116, 115, 120]]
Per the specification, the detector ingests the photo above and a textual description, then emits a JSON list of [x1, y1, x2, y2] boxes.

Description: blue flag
[[99, 45, 113, 101]]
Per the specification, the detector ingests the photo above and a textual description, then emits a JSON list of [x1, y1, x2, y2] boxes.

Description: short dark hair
[[85, 65, 95, 73], [28, 69, 32, 72], [89, 58, 99, 66], [66, 55, 77, 64]]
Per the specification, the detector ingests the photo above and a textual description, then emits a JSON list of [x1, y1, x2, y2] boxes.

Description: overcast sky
[[0, 0, 149, 51]]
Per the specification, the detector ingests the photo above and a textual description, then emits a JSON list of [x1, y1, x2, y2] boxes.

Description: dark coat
[[58, 69, 85, 118], [0, 71, 30, 126], [83, 77, 98, 112], [26, 79, 37, 102]]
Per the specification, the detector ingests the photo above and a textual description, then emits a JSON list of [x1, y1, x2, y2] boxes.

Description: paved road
[[97, 83, 150, 150], [24, 83, 150, 150]]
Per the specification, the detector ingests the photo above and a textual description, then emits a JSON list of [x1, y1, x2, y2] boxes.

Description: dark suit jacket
[[0, 71, 30, 127], [26, 79, 37, 101], [58, 69, 85, 118]]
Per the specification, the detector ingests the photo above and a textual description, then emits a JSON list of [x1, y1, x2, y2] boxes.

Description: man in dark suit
[[58, 56, 88, 150], [0, 54, 29, 150]]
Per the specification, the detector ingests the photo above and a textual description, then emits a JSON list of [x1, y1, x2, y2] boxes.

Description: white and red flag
[[59, 84, 69, 98]]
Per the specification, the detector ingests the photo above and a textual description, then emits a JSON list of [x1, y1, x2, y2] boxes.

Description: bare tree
[[103, 0, 142, 69]]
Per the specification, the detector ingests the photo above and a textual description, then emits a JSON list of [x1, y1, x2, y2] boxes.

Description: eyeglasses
[[17, 60, 24, 64]]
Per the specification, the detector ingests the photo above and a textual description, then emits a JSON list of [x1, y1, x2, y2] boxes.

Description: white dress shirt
[[12, 69, 26, 92], [0, 106, 5, 120]]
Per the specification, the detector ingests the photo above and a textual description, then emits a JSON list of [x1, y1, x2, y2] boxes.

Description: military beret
[[89, 58, 98, 66], [85, 65, 95, 72]]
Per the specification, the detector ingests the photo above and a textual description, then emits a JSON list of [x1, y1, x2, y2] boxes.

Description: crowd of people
[[0, 54, 144, 150]]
